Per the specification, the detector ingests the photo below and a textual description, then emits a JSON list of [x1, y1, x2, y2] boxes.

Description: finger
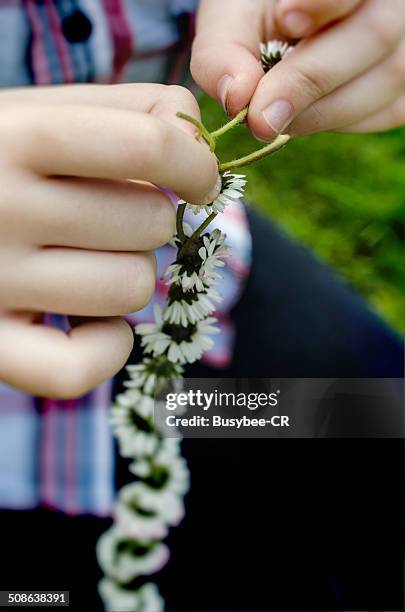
[[0, 314, 133, 399], [3, 249, 156, 317], [288, 42, 405, 135], [275, 0, 363, 39], [191, 0, 267, 116], [6, 104, 220, 206], [248, 0, 405, 140], [0, 83, 202, 138], [24, 178, 176, 251], [336, 93, 405, 133]]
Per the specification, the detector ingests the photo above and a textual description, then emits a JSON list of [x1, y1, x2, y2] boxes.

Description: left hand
[[191, 0, 405, 138]]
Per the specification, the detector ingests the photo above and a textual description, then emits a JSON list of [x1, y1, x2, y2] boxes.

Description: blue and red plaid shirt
[[0, 0, 252, 516]]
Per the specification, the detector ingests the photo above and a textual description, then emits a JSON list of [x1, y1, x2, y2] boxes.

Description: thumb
[[191, 0, 265, 116]]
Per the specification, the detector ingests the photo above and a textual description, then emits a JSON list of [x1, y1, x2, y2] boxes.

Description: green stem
[[176, 112, 216, 151], [219, 134, 290, 171], [176, 203, 186, 242], [192, 211, 218, 239], [210, 107, 248, 140]]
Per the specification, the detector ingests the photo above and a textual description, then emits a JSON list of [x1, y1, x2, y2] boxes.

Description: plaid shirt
[[0, 0, 252, 516]]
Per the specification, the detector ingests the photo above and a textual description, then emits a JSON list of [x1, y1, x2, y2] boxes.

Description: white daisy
[[165, 229, 229, 293], [114, 424, 158, 459], [129, 458, 151, 479], [260, 40, 293, 72], [110, 399, 158, 458], [135, 305, 170, 353], [115, 483, 185, 540], [115, 504, 168, 543], [153, 441, 190, 496], [99, 580, 164, 612], [163, 288, 221, 327], [114, 389, 154, 419], [123, 363, 159, 394], [130, 439, 190, 497], [97, 526, 169, 584], [124, 359, 183, 394], [136, 305, 220, 365], [166, 264, 206, 292], [183, 171, 246, 216], [198, 229, 229, 285], [122, 429, 157, 458], [168, 317, 220, 364]]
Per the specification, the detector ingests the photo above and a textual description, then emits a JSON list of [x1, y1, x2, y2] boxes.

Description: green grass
[[200, 95, 405, 333]]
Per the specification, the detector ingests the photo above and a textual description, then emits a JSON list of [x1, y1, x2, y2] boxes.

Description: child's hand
[[191, 0, 405, 138], [0, 84, 219, 398]]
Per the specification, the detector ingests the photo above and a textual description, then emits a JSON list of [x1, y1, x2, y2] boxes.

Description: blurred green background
[[201, 95, 405, 333]]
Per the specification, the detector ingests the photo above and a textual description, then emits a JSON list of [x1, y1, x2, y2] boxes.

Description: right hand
[[0, 84, 219, 399], [192, 0, 405, 137]]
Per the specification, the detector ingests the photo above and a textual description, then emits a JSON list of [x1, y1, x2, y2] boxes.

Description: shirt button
[[62, 9, 93, 43]]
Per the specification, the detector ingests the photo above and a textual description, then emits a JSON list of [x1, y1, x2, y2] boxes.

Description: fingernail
[[283, 11, 313, 37], [217, 74, 233, 110], [262, 100, 294, 133]]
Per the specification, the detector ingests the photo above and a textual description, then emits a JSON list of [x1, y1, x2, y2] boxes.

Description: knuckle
[[167, 84, 199, 114], [293, 63, 331, 101], [135, 253, 156, 309], [166, 84, 193, 103], [118, 253, 156, 313], [150, 196, 176, 247], [290, 101, 326, 135], [366, 6, 400, 54]]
